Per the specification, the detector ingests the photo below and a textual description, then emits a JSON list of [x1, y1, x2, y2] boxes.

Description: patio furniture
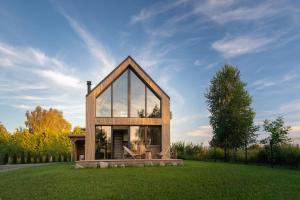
[[145, 150, 152, 159], [123, 146, 139, 159], [157, 146, 170, 159]]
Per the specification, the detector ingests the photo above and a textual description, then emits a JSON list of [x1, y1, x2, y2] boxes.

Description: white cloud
[[253, 72, 299, 90], [12, 104, 32, 110], [61, 13, 116, 77], [173, 114, 204, 126], [212, 35, 273, 57], [130, 0, 187, 24], [194, 1, 281, 24], [187, 125, 212, 137], [36, 69, 82, 89]]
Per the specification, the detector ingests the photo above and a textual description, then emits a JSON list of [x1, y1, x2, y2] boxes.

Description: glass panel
[[95, 126, 112, 159], [130, 71, 146, 117], [130, 126, 146, 152], [96, 86, 111, 117], [146, 126, 161, 145], [147, 88, 161, 118], [113, 70, 128, 117]]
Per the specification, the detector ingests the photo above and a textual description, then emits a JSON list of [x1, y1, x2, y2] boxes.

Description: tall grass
[[171, 142, 300, 168]]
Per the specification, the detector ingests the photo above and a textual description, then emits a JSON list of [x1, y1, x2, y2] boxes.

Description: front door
[[113, 128, 129, 159]]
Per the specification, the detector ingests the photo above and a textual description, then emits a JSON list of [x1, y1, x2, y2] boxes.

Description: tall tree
[[261, 117, 291, 167], [205, 64, 256, 161], [25, 106, 71, 135]]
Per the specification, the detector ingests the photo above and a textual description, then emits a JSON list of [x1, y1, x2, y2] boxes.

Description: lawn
[[0, 161, 299, 200]]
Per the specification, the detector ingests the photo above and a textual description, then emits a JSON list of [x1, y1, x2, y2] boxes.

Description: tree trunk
[[245, 144, 248, 164], [270, 141, 274, 168]]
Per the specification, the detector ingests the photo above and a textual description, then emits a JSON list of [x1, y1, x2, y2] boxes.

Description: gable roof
[[87, 56, 170, 99]]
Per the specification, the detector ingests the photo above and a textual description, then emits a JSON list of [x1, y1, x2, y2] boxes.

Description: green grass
[[0, 161, 299, 200]]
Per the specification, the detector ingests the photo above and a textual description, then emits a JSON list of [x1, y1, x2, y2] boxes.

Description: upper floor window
[[96, 86, 111, 117], [96, 68, 161, 118], [113, 70, 128, 117]]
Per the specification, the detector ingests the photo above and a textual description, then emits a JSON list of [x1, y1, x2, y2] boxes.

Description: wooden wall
[[85, 57, 170, 160]]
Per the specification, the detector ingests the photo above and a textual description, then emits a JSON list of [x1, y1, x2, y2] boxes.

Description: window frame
[[95, 65, 162, 118]]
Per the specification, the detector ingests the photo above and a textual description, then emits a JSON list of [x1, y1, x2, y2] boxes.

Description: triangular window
[[96, 67, 161, 118]]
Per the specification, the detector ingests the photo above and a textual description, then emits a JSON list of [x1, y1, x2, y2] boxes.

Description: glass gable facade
[[95, 68, 161, 118]]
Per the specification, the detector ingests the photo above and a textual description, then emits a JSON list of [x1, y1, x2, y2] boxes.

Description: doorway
[[112, 126, 129, 159]]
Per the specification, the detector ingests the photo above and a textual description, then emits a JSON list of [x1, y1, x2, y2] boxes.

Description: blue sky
[[0, 0, 300, 145]]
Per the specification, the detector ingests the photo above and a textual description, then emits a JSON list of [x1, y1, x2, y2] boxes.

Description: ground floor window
[[95, 125, 161, 159], [95, 126, 112, 159]]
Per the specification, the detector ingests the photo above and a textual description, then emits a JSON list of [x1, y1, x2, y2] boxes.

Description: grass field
[[0, 161, 299, 200]]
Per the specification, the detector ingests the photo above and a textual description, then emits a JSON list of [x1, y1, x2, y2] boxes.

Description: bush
[[171, 141, 300, 168]]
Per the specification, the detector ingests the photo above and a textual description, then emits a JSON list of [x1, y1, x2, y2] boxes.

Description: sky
[[0, 0, 300, 145]]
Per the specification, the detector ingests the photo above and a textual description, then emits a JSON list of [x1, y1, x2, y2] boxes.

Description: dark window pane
[[130, 71, 145, 117], [96, 86, 111, 117], [146, 126, 161, 145], [113, 70, 128, 117], [95, 126, 112, 159], [130, 126, 146, 152], [147, 88, 161, 118]]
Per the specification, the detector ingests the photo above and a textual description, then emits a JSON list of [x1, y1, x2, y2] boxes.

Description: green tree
[[261, 117, 291, 167], [72, 126, 85, 135], [205, 64, 256, 161], [0, 122, 11, 164]]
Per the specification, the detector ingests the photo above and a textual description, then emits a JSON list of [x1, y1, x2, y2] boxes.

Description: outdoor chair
[[157, 146, 170, 159], [123, 146, 139, 159]]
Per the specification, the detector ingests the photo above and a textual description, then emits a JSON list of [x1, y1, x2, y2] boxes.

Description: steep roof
[[87, 56, 170, 99]]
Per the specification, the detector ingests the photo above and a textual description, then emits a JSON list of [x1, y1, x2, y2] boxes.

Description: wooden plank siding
[[85, 56, 170, 160]]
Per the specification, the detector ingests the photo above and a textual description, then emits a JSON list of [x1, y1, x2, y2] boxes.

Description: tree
[[25, 106, 72, 161], [243, 125, 259, 164], [261, 117, 291, 167], [25, 106, 71, 135], [0, 123, 11, 164], [205, 64, 256, 161], [72, 126, 86, 135]]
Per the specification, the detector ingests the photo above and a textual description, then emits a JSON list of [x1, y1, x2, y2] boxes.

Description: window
[[130, 126, 161, 148], [113, 70, 128, 117], [130, 72, 146, 117], [95, 126, 112, 159], [96, 86, 111, 117], [147, 88, 161, 118], [146, 126, 161, 145], [95, 68, 161, 118]]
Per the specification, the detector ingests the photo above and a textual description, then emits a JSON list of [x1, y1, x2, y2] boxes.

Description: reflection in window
[[130, 72, 145, 117], [147, 126, 161, 145], [130, 126, 145, 152], [147, 88, 161, 118], [113, 70, 128, 117], [96, 86, 111, 117], [95, 126, 112, 159]]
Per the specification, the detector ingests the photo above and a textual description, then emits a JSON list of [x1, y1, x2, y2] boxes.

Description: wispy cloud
[[36, 69, 82, 89], [130, 0, 187, 24], [60, 12, 116, 77], [193, 0, 283, 24], [187, 125, 212, 137], [212, 35, 273, 58], [252, 72, 298, 90]]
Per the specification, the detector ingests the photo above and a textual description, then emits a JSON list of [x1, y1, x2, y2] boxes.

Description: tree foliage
[[0, 106, 73, 164], [261, 117, 291, 146], [205, 64, 257, 161]]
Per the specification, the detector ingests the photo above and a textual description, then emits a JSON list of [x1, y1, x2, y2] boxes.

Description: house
[[70, 56, 178, 166]]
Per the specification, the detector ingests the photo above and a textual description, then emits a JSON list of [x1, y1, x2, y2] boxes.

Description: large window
[[95, 126, 112, 159], [113, 70, 128, 117], [147, 126, 161, 145], [130, 72, 146, 117], [130, 126, 161, 148], [96, 86, 111, 117], [95, 68, 161, 118], [147, 88, 161, 118]]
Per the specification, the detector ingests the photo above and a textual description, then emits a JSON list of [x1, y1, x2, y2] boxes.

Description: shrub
[[171, 141, 300, 168]]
